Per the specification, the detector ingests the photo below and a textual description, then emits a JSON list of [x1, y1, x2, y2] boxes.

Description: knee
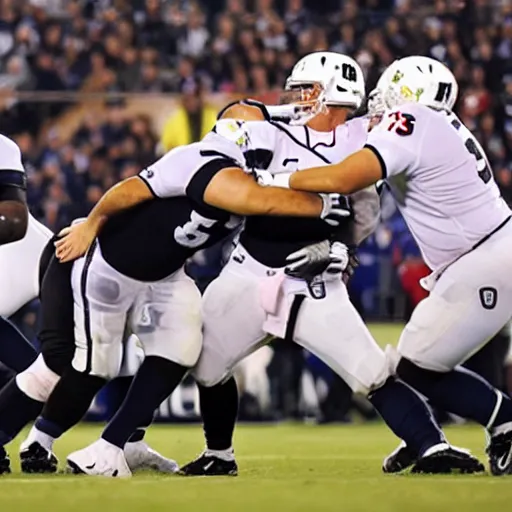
[[396, 357, 445, 394], [192, 356, 231, 388], [16, 354, 60, 402]]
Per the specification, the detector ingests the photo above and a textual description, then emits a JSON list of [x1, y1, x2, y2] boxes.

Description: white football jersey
[[242, 117, 369, 175], [366, 102, 511, 271]]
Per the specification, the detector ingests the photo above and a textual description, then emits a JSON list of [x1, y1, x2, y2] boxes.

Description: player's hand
[[285, 240, 331, 280], [54, 220, 96, 262], [326, 242, 350, 275], [319, 193, 351, 226]]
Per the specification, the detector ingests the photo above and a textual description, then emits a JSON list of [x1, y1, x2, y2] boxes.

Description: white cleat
[[124, 441, 179, 474], [66, 438, 132, 478]]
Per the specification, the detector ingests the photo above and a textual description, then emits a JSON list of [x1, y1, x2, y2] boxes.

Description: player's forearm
[[86, 177, 153, 231], [242, 186, 323, 217], [289, 165, 350, 194], [204, 167, 323, 218], [289, 149, 384, 196]]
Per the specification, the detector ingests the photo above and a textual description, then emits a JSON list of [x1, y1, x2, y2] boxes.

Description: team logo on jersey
[[137, 305, 163, 333], [307, 275, 326, 299], [479, 287, 497, 310]]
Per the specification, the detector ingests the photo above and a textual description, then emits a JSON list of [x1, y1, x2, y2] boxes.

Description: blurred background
[[1, 0, 512, 424]]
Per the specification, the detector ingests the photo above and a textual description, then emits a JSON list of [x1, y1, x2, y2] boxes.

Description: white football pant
[[397, 219, 512, 371], [71, 242, 202, 379], [192, 244, 390, 395]]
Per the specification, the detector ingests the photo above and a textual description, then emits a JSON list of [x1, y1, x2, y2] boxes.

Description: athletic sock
[[369, 378, 445, 456], [102, 356, 187, 449], [199, 376, 239, 452], [0, 378, 43, 446], [22, 425, 56, 452], [0, 317, 37, 372], [110, 376, 152, 443], [398, 360, 512, 429], [35, 367, 106, 439]]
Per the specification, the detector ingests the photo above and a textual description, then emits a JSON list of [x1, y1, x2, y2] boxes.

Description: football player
[[18, 115, 348, 475], [267, 56, 512, 475], [177, 52, 481, 476], [0, 134, 51, 375], [0, 227, 179, 474]]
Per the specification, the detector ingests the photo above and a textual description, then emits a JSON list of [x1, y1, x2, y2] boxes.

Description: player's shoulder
[[0, 134, 23, 172]]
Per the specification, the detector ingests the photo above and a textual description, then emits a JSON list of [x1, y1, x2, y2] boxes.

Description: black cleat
[[0, 447, 11, 475], [178, 453, 238, 477], [487, 429, 512, 476], [412, 444, 485, 474], [20, 442, 58, 474], [383, 442, 417, 473]]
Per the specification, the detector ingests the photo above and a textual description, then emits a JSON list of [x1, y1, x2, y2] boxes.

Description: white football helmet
[[375, 56, 458, 115], [284, 51, 366, 124]]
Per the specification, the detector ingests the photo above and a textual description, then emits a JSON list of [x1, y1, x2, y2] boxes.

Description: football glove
[[285, 241, 350, 280], [285, 240, 331, 280], [320, 193, 351, 226]]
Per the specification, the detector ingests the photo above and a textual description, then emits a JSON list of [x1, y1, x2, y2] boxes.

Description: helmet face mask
[[279, 82, 327, 125], [284, 51, 366, 125]]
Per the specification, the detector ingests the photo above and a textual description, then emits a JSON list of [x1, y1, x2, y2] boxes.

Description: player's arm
[[55, 176, 154, 261], [203, 166, 326, 217], [285, 147, 384, 195], [218, 100, 269, 122]]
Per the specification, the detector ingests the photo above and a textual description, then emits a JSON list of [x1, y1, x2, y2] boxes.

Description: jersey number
[[174, 211, 239, 249], [386, 112, 415, 136], [450, 119, 492, 184]]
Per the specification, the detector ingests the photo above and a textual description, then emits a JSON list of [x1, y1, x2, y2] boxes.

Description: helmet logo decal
[[341, 63, 357, 82], [392, 71, 403, 83], [434, 82, 452, 103], [400, 85, 424, 102]]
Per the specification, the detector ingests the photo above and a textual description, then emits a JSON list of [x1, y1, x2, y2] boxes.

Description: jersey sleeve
[[364, 106, 420, 179], [139, 142, 239, 204], [242, 121, 279, 170], [0, 136, 26, 190]]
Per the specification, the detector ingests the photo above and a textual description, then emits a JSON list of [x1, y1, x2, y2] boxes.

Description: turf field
[[2, 423, 511, 512], [1, 323, 511, 511]]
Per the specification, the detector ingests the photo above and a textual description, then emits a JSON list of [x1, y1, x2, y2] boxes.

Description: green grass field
[[1, 323, 511, 511]]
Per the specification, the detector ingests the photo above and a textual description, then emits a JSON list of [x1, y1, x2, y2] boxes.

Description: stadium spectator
[[160, 78, 217, 153]]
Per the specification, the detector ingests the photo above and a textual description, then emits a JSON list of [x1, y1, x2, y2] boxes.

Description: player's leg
[[107, 335, 179, 474], [394, 233, 512, 475], [181, 262, 270, 476], [21, 243, 132, 473], [0, 216, 51, 371], [66, 269, 202, 476], [292, 279, 484, 474], [0, 237, 71, 474]]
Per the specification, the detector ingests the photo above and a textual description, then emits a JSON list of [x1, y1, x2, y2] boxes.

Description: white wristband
[[273, 173, 291, 189]]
